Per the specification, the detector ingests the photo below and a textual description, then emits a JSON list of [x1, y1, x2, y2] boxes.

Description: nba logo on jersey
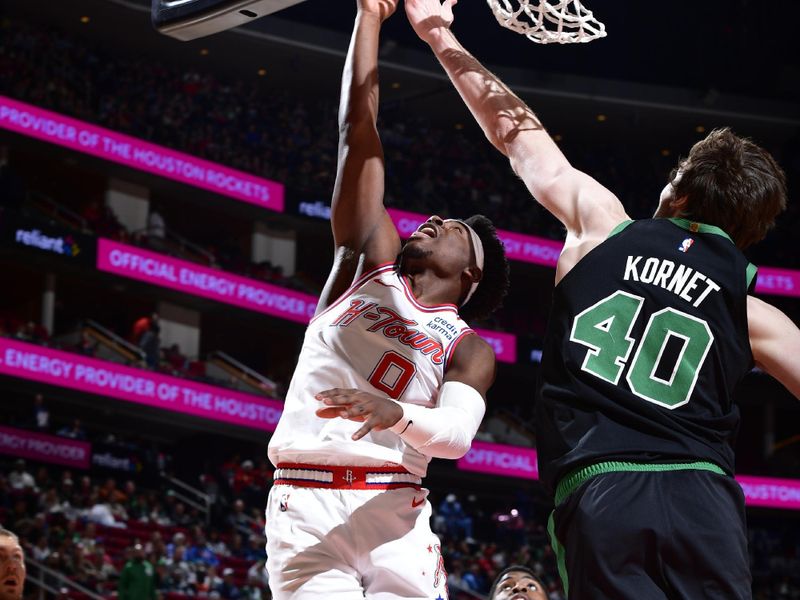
[[678, 237, 695, 253]]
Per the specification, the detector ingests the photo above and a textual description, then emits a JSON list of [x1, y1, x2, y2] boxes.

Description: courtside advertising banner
[[458, 441, 800, 511], [388, 208, 800, 297], [97, 240, 519, 363], [0, 338, 283, 432], [736, 475, 800, 511], [0, 425, 91, 469], [0, 96, 284, 211], [457, 441, 539, 480], [97, 239, 317, 324]]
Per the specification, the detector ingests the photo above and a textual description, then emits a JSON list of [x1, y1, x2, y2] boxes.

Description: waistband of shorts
[[274, 463, 422, 490], [554, 460, 727, 506]]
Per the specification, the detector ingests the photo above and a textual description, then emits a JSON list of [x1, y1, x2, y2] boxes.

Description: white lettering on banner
[[73, 365, 157, 397], [93, 452, 131, 470], [179, 268, 236, 297], [0, 432, 86, 461], [235, 284, 309, 315], [212, 397, 282, 425], [397, 218, 420, 237], [0, 106, 78, 142], [741, 483, 800, 504], [758, 274, 795, 292], [465, 448, 536, 473], [132, 147, 206, 181], [298, 201, 331, 220], [206, 169, 269, 201], [482, 336, 505, 356], [108, 250, 178, 281], [15, 229, 64, 253], [4, 349, 74, 378]]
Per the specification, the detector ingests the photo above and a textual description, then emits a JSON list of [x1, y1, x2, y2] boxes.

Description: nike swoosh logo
[[411, 496, 425, 508]]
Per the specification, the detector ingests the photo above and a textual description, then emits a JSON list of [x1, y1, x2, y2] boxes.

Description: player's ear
[[464, 265, 482, 284], [670, 195, 689, 214]]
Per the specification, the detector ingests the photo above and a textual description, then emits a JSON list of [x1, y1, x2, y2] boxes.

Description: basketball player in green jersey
[[406, 0, 800, 597]]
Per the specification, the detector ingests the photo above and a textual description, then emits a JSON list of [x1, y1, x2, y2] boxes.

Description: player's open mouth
[[415, 224, 438, 238]]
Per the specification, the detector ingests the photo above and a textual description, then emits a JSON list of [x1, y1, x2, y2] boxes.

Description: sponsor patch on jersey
[[678, 237, 695, 253]]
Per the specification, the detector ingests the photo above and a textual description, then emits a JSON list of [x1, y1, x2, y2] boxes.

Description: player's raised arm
[[404, 0, 628, 242], [318, 0, 402, 312], [748, 296, 800, 399]]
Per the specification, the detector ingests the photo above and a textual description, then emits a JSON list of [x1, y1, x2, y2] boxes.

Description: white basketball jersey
[[268, 264, 475, 477]]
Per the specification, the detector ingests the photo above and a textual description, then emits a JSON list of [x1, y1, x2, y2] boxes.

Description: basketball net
[[487, 0, 606, 44]]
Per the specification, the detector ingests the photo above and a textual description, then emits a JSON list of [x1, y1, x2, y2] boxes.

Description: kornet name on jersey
[[536, 219, 756, 492], [268, 264, 474, 477]]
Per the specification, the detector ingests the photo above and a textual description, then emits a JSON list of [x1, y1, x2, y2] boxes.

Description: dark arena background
[[1, 0, 799, 598]]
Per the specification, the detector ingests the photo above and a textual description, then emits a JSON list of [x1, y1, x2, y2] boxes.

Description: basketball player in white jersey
[[265, 1, 510, 598]]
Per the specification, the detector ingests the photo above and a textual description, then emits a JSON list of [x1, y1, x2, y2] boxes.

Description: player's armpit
[[748, 295, 800, 399], [444, 333, 496, 397]]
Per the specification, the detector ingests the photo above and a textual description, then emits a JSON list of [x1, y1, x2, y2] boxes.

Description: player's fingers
[[352, 416, 377, 440], [315, 406, 347, 419], [338, 403, 370, 419], [315, 388, 356, 399]]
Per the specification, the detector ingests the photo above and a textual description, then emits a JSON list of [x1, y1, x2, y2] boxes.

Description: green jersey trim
[[547, 511, 570, 597], [746, 263, 758, 289], [554, 460, 726, 506], [667, 218, 733, 243], [607, 219, 634, 239]]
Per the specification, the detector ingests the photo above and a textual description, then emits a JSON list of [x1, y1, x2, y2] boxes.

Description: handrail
[[27, 191, 90, 232], [161, 472, 211, 525], [133, 226, 216, 266], [25, 556, 106, 600], [207, 351, 277, 396], [85, 319, 146, 365]]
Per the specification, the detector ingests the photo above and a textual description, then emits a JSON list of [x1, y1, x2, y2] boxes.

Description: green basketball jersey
[[536, 218, 757, 492]]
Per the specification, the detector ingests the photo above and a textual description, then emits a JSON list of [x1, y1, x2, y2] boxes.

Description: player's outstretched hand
[[406, 0, 457, 43], [357, 0, 400, 22], [315, 388, 403, 440]]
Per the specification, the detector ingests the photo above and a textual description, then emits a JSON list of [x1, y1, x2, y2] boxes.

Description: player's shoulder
[[453, 332, 494, 361]]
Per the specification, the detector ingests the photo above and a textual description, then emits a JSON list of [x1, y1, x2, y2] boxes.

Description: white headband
[[445, 219, 485, 306]]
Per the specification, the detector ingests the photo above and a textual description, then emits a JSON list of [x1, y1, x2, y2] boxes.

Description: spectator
[[74, 331, 97, 357], [216, 567, 242, 600], [488, 565, 548, 600], [438, 494, 474, 542], [57, 418, 87, 440], [8, 460, 36, 493], [132, 313, 160, 369], [0, 527, 26, 600], [147, 204, 166, 240], [32, 393, 49, 432], [119, 544, 156, 600]]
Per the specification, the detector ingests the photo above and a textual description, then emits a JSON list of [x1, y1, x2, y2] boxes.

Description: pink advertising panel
[[458, 441, 800, 511], [457, 441, 539, 480], [753, 266, 800, 298], [388, 208, 800, 297], [736, 475, 800, 511], [387, 208, 561, 268], [473, 329, 517, 365], [97, 239, 318, 324], [0, 425, 91, 469], [0, 96, 284, 212], [97, 240, 518, 363], [0, 339, 283, 432]]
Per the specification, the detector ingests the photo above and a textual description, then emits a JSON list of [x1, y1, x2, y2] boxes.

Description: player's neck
[[403, 270, 461, 308]]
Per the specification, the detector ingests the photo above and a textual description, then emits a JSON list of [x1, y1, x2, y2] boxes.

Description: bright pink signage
[[754, 266, 800, 298], [457, 440, 539, 479], [97, 239, 317, 324], [388, 208, 561, 268], [458, 441, 800, 511], [0, 339, 283, 432], [389, 208, 800, 298], [736, 475, 800, 510], [0, 425, 91, 469], [0, 96, 284, 211], [473, 329, 517, 365], [97, 239, 518, 363]]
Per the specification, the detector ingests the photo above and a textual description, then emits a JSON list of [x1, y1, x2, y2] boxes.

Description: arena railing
[[24, 556, 106, 600], [162, 471, 212, 525], [26, 191, 90, 233], [206, 350, 279, 397]]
